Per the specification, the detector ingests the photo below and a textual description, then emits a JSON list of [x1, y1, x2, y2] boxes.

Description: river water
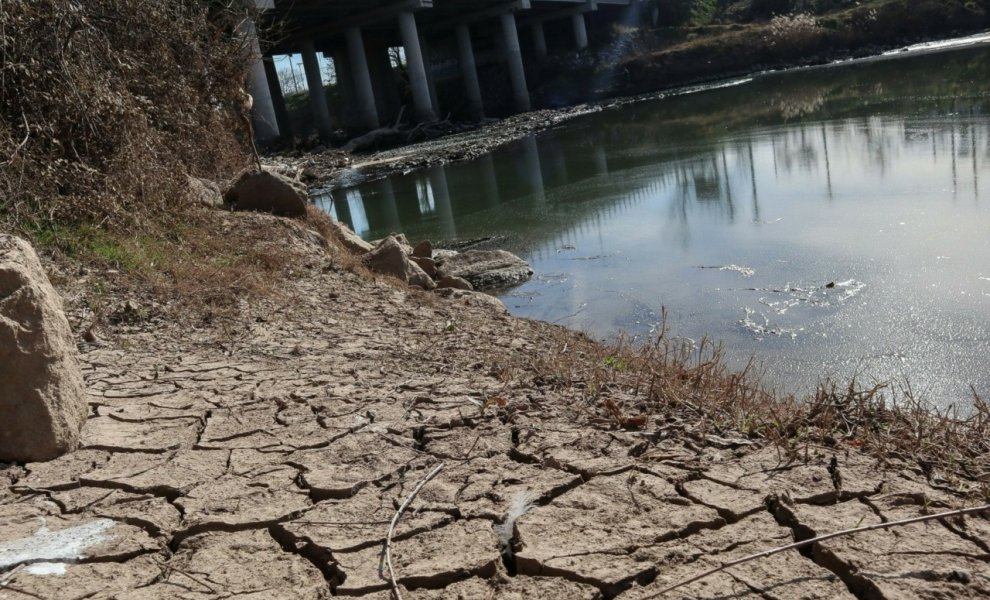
[[318, 43, 990, 407]]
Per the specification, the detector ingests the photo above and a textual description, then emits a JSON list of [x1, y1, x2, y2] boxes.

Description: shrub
[[652, 0, 721, 26], [765, 13, 823, 48], [0, 0, 254, 234]]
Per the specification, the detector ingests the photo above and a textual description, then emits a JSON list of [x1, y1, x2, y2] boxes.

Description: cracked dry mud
[[2, 213, 988, 599]]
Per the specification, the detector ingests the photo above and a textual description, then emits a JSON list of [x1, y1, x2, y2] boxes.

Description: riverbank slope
[[2, 209, 989, 599]]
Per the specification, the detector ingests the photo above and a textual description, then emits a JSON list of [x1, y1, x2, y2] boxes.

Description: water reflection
[[319, 45, 990, 405]]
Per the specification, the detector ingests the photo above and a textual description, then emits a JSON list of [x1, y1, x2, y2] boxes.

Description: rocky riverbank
[[2, 209, 988, 599]]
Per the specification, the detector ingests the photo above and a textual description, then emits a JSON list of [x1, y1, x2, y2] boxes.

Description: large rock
[[0, 235, 87, 463], [364, 236, 436, 290], [409, 256, 437, 278], [434, 288, 508, 314], [329, 221, 373, 255], [435, 249, 533, 290], [436, 275, 473, 291], [412, 240, 433, 258], [372, 233, 413, 256], [224, 169, 309, 217], [186, 175, 223, 209]]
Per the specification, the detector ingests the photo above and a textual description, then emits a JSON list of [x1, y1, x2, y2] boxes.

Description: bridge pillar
[[499, 12, 531, 113], [262, 56, 292, 139], [345, 26, 381, 129], [328, 48, 359, 132], [418, 33, 441, 115], [531, 23, 548, 60], [300, 40, 333, 139], [572, 13, 588, 51], [368, 44, 402, 124], [244, 21, 280, 141], [455, 24, 484, 122], [398, 11, 437, 123]]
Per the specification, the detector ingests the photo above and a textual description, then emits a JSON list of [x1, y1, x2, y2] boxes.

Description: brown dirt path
[[1, 213, 988, 599]]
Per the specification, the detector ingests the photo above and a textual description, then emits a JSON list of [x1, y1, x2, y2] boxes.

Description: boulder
[[409, 256, 437, 279], [435, 249, 533, 290], [186, 176, 223, 209], [373, 233, 413, 256], [0, 235, 87, 463], [434, 288, 508, 314], [412, 240, 433, 258], [364, 236, 436, 290], [432, 249, 459, 261], [437, 275, 473, 291], [224, 169, 309, 217], [329, 221, 373, 255]]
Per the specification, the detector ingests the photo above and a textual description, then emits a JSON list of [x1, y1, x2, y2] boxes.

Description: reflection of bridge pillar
[[521, 137, 546, 202], [428, 166, 457, 239], [262, 57, 292, 139], [543, 135, 568, 186], [345, 26, 380, 129], [331, 189, 353, 228], [499, 12, 531, 113], [377, 179, 402, 232], [301, 40, 334, 139], [480, 154, 501, 207], [572, 13, 588, 51], [455, 24, 484, 121], [593, 141, 608, 175], [398, 11, 438, 123], [531, 23, 548, 60], [244, 21, 279, 141]]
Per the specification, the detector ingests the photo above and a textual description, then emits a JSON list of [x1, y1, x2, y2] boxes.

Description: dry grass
[[0, 1, 309, 321], [492, 312, 990, 496], [1, 0, 254, 230], [50, 210, 325, 330]]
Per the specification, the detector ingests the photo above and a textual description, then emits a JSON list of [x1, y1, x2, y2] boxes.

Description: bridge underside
[[248, 0, 643, 141]]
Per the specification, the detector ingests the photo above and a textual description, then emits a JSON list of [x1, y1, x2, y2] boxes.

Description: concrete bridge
[[247, 0, 647, 141]]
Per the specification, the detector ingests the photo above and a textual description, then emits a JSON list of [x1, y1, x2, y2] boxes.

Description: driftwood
[[342, 127, 402, 153], [340, 105, 409, 153], [342, 108, 460, 152]]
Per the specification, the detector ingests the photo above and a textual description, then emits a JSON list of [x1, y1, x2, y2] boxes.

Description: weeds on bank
[[496, 313, 990, 492], [0, 0, 267, 318]]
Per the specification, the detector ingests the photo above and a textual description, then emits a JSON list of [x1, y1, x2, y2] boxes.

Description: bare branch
[[643, 503, 990, 598], [383, 462, 446, 600]]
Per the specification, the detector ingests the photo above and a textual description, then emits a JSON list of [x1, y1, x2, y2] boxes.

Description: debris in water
[[739, 308, 801, 340], [698, 264, 755, 277]]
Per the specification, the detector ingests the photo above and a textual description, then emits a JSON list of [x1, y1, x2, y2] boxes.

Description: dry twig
[[643, 503, 990, 598], [384, 462, 446, 600], [1, 564, 25, 587]]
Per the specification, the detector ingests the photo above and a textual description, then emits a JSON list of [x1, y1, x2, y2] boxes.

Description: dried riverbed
[[1, 212, 988, 599]]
